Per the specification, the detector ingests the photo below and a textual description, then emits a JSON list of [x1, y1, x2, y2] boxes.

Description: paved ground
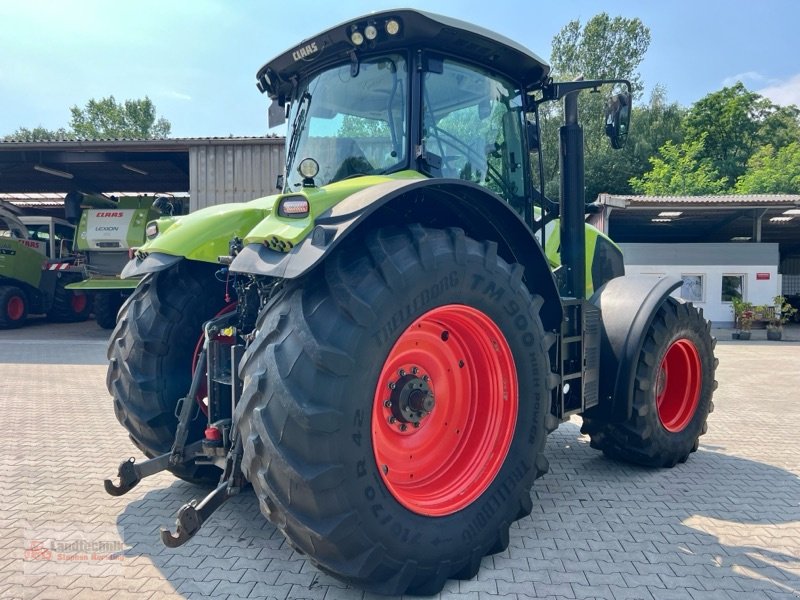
[[1, 320, 799, 600]]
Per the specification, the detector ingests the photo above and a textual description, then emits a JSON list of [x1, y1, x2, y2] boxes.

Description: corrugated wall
[[189, 141, 285, 211]]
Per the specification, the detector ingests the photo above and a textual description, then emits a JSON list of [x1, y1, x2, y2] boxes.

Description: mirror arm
[[542, 78, 631, 102]]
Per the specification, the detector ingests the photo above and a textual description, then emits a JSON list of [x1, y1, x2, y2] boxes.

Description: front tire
[[107, 260, 228, 483], [236, 226, 552, 594], [581, 299, 717, 467], [0, 285, 28, 329], [94, 291, 125, 329], [48, 276, 92, 322]]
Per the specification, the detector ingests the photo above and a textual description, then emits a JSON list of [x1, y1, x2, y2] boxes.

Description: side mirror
[[268, 97, 286, 129], [604, 92, 631, 150]]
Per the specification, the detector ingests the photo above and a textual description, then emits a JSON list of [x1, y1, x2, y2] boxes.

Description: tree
[[69, 96, 171, 139], [758, 104, 800, 151], [585, 85, 685, 201], [735, 143, 800, 194], [550, 12, 651, 98], [682, 83, 798, 188], [541, 13, 652, 201], [4, 126, 72, 142], [630, 134, 727, 195]]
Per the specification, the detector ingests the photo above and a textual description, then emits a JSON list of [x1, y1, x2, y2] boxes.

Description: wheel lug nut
[[389, 416, 396, 424], [413, 422, 420, 428], [411, 367, 418, 375], [388, 381, 396, 390], [384, 400, 392, 408], [399, 424, 407, 432], [422, 375, 429, 382], [399, 369, 406, 377]]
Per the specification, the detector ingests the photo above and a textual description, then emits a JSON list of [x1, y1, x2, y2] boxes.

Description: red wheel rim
[[656, 338, 702, 433], [192, 303, 237, 414], [372, 304, 517, 517], [71, 292, 87, 314], [7, 296, 24, 320]]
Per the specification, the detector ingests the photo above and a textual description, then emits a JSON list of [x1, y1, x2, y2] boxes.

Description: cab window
[[422, 59, 526, 212]]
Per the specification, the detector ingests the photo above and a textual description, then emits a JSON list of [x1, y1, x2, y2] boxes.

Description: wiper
[[284, 91, 312, 185]]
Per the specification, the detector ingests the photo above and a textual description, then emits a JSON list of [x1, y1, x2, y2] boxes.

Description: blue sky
[[1, 0, 798, 138]]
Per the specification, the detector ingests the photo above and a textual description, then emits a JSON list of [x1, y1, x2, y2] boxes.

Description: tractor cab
[[261, 10, 550, 217]]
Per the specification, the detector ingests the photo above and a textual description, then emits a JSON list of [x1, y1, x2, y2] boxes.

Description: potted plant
[[767, 295, 798, 341], [731, 298, 753, 340]]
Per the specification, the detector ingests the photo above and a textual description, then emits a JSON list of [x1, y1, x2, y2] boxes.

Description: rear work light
[[145, 222, 159, 239], [278, 196, 310, 218]]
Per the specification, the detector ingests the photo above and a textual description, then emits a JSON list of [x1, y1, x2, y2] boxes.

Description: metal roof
[[0, 136, 285, 194], [598, 193, 800, 208], [596, 193, 800, 252]]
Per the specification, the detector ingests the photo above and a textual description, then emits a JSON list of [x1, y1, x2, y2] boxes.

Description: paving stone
[[2, 334, 800, 600]]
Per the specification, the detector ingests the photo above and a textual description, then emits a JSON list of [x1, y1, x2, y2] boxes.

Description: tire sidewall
[[639, 303, 714, 451], [329, 249, 548, 562], [0, 287, 27, 327]]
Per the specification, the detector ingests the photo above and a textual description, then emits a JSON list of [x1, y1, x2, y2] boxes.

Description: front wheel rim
[[372, 304, 518, 517], [71, 292, 87, 313], [656, 338, 702, 433], [7, 295, 24, 320]]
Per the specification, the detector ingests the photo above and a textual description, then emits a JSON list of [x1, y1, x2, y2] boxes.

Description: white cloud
[[758, 74, 800, 107], [160, 91, 193, 102], [721, 71, 768, 87]]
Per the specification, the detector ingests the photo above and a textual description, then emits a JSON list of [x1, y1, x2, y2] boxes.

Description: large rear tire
[[47, 276, 92, 322], [581, 299, 717, 468], [107, 260, 228, 484], [235, 226, 553, 594], [0, 285, 28, 329], [94, 291, 125, 329]]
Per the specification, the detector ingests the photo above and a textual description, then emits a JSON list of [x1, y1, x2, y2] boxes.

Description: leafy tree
[[337, 115, 389, 138], [758, 104, 800, 151], [4, 126, 72, 141], [550, 12, 651, 98], [585, 85, 685, 201], [69, 96, 171, 139], [735, 143, 800, 194], [5, 96, 172, 141], [541, 13, 652, 201], [630, 134, 727, 195], [683, 82, 793, 187]]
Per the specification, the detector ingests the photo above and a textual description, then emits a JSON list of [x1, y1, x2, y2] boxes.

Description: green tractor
[[104, 10, 717, 594], [65, 192, 186, 328], [0, 202, 92, 328]]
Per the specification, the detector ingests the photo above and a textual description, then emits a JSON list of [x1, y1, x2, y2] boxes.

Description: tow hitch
[[104, 310, 246, 547]]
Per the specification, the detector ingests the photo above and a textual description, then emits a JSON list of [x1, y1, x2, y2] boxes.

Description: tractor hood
[[121, 171, 425, 278]]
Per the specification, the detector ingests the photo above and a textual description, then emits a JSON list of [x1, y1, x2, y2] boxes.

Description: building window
[[680, 274, 704, 302], [721, 274, 744, 302]]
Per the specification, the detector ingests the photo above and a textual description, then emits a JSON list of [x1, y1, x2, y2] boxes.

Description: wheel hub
[[389, 371, 434, 424]]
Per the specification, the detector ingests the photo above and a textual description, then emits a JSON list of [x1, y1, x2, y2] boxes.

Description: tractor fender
[[121, 252, 182, 279], [231, 178, 563, 330], [587, 274, 682, 421]]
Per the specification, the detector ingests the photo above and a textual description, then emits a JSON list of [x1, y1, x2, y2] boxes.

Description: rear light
[[145, 222, 159, 239], [278, 196, 310, 218]]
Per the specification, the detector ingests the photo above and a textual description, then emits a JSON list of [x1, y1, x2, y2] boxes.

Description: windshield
[[284, 53, 408, 190]]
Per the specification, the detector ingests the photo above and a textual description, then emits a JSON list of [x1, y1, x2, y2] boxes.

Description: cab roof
[[256, 9, 550, 99]]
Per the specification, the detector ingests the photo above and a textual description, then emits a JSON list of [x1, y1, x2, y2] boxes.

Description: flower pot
[[767, 327, 782, 341], [738, 331, 751, 340]]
